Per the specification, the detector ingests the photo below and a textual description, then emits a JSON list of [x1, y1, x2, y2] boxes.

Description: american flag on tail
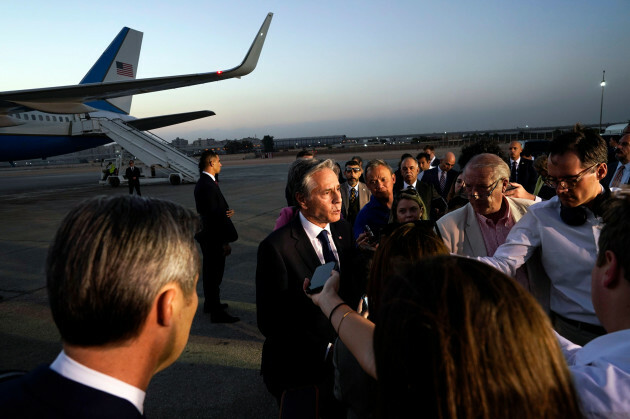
[[116, 61, 133, 77]]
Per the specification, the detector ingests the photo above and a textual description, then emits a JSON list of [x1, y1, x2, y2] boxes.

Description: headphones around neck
[[559, 186, 611, 226]]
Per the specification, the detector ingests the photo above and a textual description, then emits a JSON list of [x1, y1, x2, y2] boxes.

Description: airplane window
[[15, 114, 20, 119], [66, 117, 71, 122], [46, 116, 50, 121], [38, 115, 43, 121], [31, 115, 36, 120], [52, 116, 57, 121]]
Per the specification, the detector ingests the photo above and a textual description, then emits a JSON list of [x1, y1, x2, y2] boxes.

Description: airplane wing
[[0, 13, 272, 114], [126, 110, 215, 131]]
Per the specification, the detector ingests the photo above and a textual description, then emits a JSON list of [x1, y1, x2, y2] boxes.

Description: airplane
[[0, 13, 273, 172]]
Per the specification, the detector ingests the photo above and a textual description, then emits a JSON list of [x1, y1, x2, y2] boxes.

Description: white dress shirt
[[202, 171, 216, 182], [50, 351, 145, 414], [417, 171, 425, 182], [403, 180, 417, 189], [299, 212, 340, 266], [478, 195, 601, 325], [558, 329, 630, 417]]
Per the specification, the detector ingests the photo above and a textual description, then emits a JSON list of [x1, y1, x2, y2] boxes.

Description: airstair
[[75, 118, 199, 183]]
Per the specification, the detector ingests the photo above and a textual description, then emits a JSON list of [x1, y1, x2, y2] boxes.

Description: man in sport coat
[[256, 158, 355, 416], [0, 195, 200, 417], [340, 159, 371, 226], [195, 150, 239, 323], [508, 141, 538, 193]]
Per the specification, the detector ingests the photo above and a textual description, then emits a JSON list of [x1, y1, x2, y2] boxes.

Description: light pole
[[599, 70, 606, 133]]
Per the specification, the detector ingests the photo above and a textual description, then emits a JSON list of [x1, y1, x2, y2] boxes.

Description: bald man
[[421, 151, 459, 200]]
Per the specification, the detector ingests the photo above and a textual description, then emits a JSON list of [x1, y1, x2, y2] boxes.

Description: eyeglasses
[[345, 167, 361, 173], [464, 179, 502, 199], [542, 163, 598, 190]]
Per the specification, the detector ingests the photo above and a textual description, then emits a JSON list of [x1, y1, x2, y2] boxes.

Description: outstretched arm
[[304, 271, 377, 379]]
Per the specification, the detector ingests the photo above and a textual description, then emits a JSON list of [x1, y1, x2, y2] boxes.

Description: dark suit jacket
[[125, 167, 141, 185], [393, 180, 444, 220], [256, 215, 354, 396], [0, 365, 142, 418], [509, 158, 538, 193], [194, 173, 237, 245], [421, 167, 459, 199]]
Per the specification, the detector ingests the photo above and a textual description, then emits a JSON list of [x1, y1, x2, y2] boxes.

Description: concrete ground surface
[[0, 147, 449, 418]]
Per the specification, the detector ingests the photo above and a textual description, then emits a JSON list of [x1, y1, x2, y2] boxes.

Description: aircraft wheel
[[169, 174, 182, 185]]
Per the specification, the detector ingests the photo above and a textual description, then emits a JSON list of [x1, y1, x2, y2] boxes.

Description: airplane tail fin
[[80, 27, 143, 115]]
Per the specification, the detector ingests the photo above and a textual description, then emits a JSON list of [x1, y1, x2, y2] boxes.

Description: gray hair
[[288, 158, 337, 202], [464, 153, 510, 182], [47, 195, 200, 346], [365, 159, 394, 177]]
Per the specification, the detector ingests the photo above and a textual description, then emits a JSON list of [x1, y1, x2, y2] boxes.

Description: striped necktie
[[611, 165, 625, 188]]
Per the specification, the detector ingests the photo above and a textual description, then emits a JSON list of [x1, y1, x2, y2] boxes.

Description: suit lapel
[[463, 204, 487, 256], [290, 216, 321, 272]]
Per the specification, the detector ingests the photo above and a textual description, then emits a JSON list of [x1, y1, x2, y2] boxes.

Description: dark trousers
[[200, 241, 225, 311], [128, 182, 141, 195]]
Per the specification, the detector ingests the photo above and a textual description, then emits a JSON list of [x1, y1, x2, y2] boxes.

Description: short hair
[[390, 189, 428, 223], [47, 195, 200, 346], [463, 153, 510, 182], [416, 152, 430, 162], [549, 123, 607, 167], [597, 194, 630, 282], [198, 150, 218, 174], [351, 155, 363, 166], [401, 156, 418, 166], [423, 145, 435, 152], [344, 160, 361, 169], [367, 223, 447, 318], [398, 153, 413, 165], [296, 149, 315, 159], [373, 256, 582, 418], [288, 158, 336, 201], [365, 159, 393, 178]]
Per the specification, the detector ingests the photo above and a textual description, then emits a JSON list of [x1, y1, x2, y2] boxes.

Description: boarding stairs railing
[[76, 118, 199, 182]]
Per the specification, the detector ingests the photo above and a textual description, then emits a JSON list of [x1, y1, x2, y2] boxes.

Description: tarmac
[[0, 147, 439, 418]]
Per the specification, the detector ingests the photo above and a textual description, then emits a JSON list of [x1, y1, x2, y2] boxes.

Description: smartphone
[[306, 261, 336, 294], [364, 225, 376, 243]]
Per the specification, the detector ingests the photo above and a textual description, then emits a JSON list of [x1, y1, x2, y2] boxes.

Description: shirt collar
[[403, 180, 417, 189], [50, 351, 145, 414], [574, 329, 630, 370], [202, 171, 216, 182], [299, 211, 330, 241], [475, 196, 512, 226]]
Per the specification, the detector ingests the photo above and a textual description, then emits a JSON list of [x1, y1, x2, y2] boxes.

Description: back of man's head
[[198, 150, 218, 173], [549, 123, 607, 167], [47, 195, 200, 346], [597, 193, 630, 282]]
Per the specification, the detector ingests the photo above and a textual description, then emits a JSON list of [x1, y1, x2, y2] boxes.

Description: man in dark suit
[[424, 144, 440, 168], [508, 141, 538, 193], [195, 150, 239, 323], [340, 159, 371, 226], [393, 155, 443, 219], [125, 159, 141, 195], [421, 151, 459, 200], [0, 195, 200, 417], [256, 158, 354, 415]]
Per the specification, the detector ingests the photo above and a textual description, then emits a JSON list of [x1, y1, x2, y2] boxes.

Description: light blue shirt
[[558, 329, 630, 417]]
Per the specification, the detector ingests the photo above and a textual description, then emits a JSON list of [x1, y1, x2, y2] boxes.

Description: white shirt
[[478, 196, 601, 325], [299, 212, 340, 266], [417, 171, 425, 182], [50, 351, 145, 414], [429, 156, 438, 169], [346, 183, 358, 196], [403, 180, 417, 189], [202, 171, 216, 182], [558, 329, 630, 417]]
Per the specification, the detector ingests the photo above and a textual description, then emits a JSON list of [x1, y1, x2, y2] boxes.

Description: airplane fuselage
[[0, 110, 135, 161]]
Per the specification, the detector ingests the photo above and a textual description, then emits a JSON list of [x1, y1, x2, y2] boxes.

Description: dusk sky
[[2, 1, 629, 141]]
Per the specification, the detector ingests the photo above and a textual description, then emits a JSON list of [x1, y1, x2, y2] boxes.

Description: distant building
[[171, 137, 188, 146], [273, 135, 346, 150]]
